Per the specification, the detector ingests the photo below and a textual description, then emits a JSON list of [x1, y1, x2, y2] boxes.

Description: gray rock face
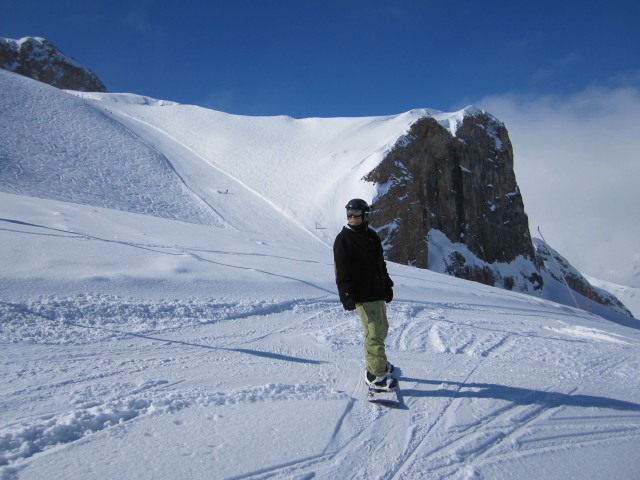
[[365, 110, 535, 270], [0, 37, 107, 92], [363, 108, 633, 318]]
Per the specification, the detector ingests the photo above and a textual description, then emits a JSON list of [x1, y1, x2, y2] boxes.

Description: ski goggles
[[346, 208, 365, 218]]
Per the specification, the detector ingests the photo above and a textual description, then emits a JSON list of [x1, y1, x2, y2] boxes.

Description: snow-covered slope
[[72, 89, 474, 247], [2, 192, 640, 480], [587, 275, 640, 320], [72, 82, 636, 321], [0, 68, 466, 246], [0, 70, 217, 227], [2, 69, 631, 319], [1, 69, 640, 479]]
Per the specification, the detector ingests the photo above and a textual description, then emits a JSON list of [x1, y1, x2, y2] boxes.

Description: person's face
[[347, 212, 364, 226]]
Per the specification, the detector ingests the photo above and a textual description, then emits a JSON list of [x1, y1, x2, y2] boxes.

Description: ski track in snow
[[102, 108, 315, 241], [1, 297, 344, 470], [2, 294, 639, 479]]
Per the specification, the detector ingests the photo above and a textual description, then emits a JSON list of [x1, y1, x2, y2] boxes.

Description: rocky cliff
[[364, 108, 632, 317], [0, 37, 107, 92], [365, 107, 542, 290]]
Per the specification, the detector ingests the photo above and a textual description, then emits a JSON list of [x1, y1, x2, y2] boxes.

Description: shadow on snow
[[399, 377, 640, 412], [71, 323, 328, 365]]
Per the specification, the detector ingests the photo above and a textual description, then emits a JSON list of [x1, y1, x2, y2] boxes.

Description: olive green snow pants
[[356, 300, 389, 377]]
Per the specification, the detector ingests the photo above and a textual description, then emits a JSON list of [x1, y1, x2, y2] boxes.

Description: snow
[[586, 275, 640, 320], [1, 69, 640, 479]]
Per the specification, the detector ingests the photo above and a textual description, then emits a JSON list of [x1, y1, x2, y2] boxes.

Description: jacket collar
[[346, 222, 369, 233]]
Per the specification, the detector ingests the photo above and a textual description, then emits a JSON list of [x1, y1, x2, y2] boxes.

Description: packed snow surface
[[1, 70, 640, 479]]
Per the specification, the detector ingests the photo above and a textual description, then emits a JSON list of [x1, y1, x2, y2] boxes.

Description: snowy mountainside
[[71, 88, 636, 321], [1, 69, 461, 247], [2, 191, 640, 479], [587, 275, 640, 320], [0, 69, 633, 322], [72, 90, 473, 246], [1, 70, 640, 478], [0, 70, 216, 227], [426, 231, 635, 323], [533, 238, 634, 321]]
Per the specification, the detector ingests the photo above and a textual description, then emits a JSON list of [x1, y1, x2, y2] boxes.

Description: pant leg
[[356, 300, 389, 377]]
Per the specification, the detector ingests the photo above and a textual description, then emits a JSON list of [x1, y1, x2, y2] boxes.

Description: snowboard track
[[2, 297, 640, 478]]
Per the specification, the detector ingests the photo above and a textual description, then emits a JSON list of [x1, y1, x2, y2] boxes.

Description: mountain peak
[[0, 36, 107, 92]]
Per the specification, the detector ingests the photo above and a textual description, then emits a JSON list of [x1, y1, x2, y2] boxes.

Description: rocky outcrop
[[534, 239, 633, 317], [0, 37, 107, 92], [365, 108, 539, 288], [363, 107, 633, 318]]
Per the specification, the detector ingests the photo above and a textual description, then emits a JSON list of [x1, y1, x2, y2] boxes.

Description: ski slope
[[2, 193, 639, 480], [1, 70, 640, 479]]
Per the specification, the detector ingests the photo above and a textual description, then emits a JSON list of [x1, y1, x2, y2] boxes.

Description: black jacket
[[333, 223, 393, 304]]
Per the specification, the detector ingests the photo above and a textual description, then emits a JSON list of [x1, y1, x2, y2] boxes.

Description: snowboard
[[367, 386, 399, 406]]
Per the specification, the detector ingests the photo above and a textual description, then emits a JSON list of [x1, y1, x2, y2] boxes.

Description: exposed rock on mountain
[[534, 239, 633, 317], [0, 36, 107, 92], [364, 107, 632, 318], [366, 108, 540, 287]]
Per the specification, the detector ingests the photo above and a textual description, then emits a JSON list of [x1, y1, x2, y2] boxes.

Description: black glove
[[342, 298, 356, 311], [384, 276, 394, 303], [384, 287, 393, 303]]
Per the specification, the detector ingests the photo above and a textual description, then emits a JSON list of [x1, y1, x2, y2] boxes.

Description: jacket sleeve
[[372, 231, 393, 288], [333, 234, 353, 302], [373, 231, 394, 300]]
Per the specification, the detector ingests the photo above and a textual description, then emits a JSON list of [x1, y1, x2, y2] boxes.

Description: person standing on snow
[[333, 198, 397, 391]]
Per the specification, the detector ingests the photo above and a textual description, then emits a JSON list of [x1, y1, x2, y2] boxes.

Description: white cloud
[[477, 84, 640, 286]]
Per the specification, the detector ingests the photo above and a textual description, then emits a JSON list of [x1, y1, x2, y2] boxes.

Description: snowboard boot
[[385, 361, 395, 376], [365, 370, 398, 391]]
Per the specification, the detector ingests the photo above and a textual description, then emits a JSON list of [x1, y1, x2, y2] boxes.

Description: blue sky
[[3, 0, 640, 286], [4, 0, 639, 117]]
